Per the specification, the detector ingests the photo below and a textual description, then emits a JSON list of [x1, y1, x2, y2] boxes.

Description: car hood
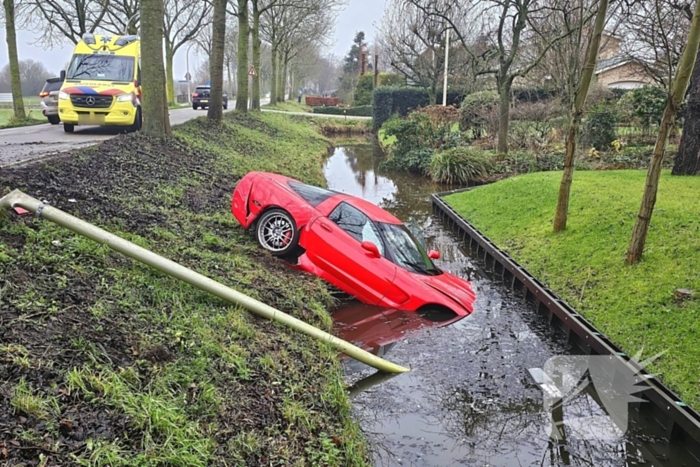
[[62, 83, 133, 96], [417, 271, 476, 314]]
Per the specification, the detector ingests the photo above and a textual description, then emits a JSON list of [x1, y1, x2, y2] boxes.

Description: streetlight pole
[[125, 13, 139, 35], [186, 42, 195, 104], [443, 28, 450, 106]]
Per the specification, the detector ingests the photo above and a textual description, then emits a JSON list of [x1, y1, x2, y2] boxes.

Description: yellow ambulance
[[58, 34, 142, 133]]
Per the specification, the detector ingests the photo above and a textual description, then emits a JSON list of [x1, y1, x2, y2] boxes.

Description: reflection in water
[[326, 144, 695, 467]]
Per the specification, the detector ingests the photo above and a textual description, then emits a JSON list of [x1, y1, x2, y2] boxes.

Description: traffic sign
[[205, 80, 211, 86], [248, 66, 257, 77], [184, 72, 192, 81]]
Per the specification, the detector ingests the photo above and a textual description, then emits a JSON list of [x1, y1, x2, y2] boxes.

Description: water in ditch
[[324, 143, 697, 467]]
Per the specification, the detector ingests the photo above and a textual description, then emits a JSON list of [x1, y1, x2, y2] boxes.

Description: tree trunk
[[627, 0, 700, 264], [280, 54, 288, 103], [496, 78, 511, 155], [672, 48, 700, 175], [553, 0, 610, 232], [270, 45, 278, 105], [141, 0, 170, 136], [226, 60, 233, 96], [3, 0, 26, 120], [235, 0, 249, 112], [165, 45, 176, 105], [207, 0, 226, 121], [288, 72, 294, 101], [250, 0, 261, 110]]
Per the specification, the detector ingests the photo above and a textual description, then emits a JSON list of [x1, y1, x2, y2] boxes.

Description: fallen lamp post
[[0, 189, 409, 374]]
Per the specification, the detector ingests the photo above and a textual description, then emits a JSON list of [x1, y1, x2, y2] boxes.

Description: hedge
[[372, 87, 431, 130], [434, 90, 466, 107], [312, 105, 373, 117]]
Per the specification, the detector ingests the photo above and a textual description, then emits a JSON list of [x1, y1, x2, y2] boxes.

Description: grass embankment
[[262, 101, 312, 113], [445, 170, 700, 407], [0, 109, 45, 129], [0, 112, 369, 465]]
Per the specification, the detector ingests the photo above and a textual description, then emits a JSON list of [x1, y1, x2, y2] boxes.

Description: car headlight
[[116, 93, 133, 102], [58, 91, 69, 100]]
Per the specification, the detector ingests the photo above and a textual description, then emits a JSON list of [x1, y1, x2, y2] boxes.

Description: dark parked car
[[192, 85, 228, 110], [39, 78, 63, 124]]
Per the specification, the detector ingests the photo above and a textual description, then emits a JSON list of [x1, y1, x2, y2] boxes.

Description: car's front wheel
[[255, 208, 298, 256], [192, 104, 198, 110]]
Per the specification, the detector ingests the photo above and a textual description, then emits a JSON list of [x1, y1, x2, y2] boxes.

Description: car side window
[[329, 202, 384, 255]]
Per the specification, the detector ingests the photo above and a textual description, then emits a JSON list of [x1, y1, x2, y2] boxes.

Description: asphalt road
[[0, 99, 369, 168], [0, 103, 265, 168]]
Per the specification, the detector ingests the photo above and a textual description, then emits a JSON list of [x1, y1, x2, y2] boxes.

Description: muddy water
[[324, 144, 694, 467]]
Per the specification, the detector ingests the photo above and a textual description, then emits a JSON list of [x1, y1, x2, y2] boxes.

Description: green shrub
[[430, 147, 495, 184], [312, 105, 372, 116], [355, 73, 406, 107], [382, 147, 434, 173], [354, 74, 375, 106], [630, 85, 667, 128], [460, 91, 500, 139], [493, 151, 566, 174], [372, 87, 431, 129], [581, 104, 617, 151]]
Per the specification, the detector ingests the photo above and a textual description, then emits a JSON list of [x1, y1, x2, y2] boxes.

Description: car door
[[304, 202, 397, 305]]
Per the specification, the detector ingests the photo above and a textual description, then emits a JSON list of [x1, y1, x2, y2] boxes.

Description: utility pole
[[442, 29, 450, 106]]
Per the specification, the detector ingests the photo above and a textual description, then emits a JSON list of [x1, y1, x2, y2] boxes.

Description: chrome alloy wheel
[[258, 212, 295, 252]]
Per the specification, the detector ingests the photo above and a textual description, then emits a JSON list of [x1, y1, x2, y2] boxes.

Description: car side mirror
[[361, 241, 381, 258], [59, 70, 66, 81], [428, 250, 440, 260]]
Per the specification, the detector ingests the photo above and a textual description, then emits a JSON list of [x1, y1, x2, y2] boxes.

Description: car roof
[[342, 196, 402, 224], [256, 171, 402, 225]]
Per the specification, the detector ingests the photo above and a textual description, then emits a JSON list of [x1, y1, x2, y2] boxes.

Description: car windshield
[[378, 223, 439, 275], [66, 54, 135, 82]]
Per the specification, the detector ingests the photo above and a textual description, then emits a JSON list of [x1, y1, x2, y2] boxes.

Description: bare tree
[[141, 0, 171, 136], [208, 0, 227, 120], [409, 0, 574, 154], [235, 0, 249, 111], [617, 0, 691, 90], [553, 0, 610, 232], [379, 0, 451, 103], [627, 0, 700, 264], [164, 0, 212, 104], [2, 0, 25, 119], [103, 0, 140, 35], [26, 0, 110, 46]]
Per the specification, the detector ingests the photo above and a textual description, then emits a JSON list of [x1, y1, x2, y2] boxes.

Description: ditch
[[325, 143, 697, 467]]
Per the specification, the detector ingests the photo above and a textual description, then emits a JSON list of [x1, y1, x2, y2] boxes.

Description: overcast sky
[[0, 0, 385, 82]]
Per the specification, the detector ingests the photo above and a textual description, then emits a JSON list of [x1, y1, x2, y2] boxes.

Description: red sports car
[[231, 172, 476, 317]]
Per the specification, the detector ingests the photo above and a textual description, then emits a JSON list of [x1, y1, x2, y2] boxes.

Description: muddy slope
[[0, 113, 367, 466]]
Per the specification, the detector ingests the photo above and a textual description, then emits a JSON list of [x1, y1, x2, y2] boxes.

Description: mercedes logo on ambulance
[[85, 96, 96, 106]]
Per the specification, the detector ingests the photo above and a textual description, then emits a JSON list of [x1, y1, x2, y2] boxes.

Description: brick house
[[594, 33, 657, 89]]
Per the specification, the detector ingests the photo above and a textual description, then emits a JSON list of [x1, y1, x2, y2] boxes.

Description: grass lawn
[[445, 170, 700, 407], [263, 100, 313, 113], [0, 108, 45, 128], [0, 112, 368, 465]]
